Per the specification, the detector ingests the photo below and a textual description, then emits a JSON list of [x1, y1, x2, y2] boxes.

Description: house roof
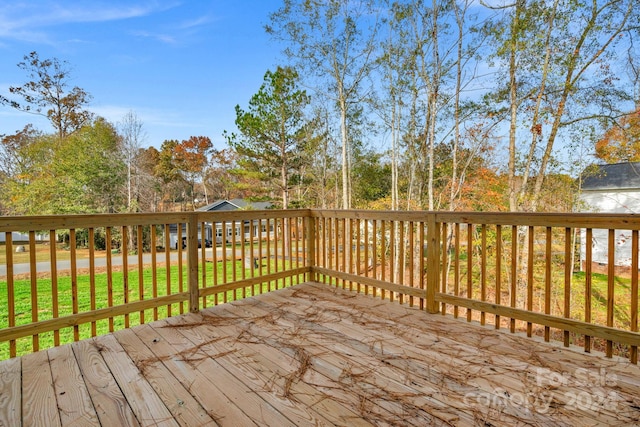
[[196, 199, 273, 212], [581, 162, 640, 191]]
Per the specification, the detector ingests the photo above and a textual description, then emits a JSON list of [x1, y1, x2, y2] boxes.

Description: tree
[[595, 109, 640, 163], [205, 148, 264, 201], [0, 125, 41, 184], [56, 118, 125, 213], [118, 111, 147, 212], [267, 0, 381, 209], [227, 66, 314, 209], [173, 136, 213, 208], [0, 118, 125, 214], [487, 0, 638, 212], [136, 146, 164, 212], [1, 51, 93, 139]]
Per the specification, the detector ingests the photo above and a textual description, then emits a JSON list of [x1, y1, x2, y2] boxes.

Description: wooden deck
[[1, 282, 639, 426]]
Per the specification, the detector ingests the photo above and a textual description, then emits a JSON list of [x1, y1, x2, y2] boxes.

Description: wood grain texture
[[71, 339, 140, 427], [5, 283, 640, 426], [0, 357, 21, 427], [94, 334, 178, 427], [113, 328, 217, 427], [21, 350, 61, 426], [48, 344, 100, 427]]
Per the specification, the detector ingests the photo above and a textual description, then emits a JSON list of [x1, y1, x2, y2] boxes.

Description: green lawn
[[0, 258, 300, 360]]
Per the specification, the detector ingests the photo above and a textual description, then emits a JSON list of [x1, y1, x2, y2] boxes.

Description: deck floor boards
[[1, 282, 640, 426]]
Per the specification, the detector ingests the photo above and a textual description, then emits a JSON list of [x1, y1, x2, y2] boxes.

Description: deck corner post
[[426, 214, 440, 314], [306, 211, 316, 282], [188, 213, 200, 313]]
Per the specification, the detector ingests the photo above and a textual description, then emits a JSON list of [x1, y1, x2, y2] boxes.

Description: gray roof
[[196, 199, 273, 212], [581, 162, 640, 191]]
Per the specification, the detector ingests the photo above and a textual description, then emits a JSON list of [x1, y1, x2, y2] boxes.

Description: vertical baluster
[[282, 217, 293, 286], [5, 233, 16, 357], [380, 220, 386, 300], [240, 219, 246, 298], [213, 222, 219, 302], [409, 221, 415, 307], [373, 219, 378, 297], [121, 226, 129, 328], [364, 219, 370, 295], [70, 228, 79, 340], [631, 229, 638, 364], [232, 220, 237, 297], [341, 218, 347, 290], [356, 218, 361, 293], [89, 228, 97, 336], [545, 227, 552, 341], [480, 224, 487, 326], [250, 218, 255, 294], [177, 223, 184, 314], [389, 219, 395, 301], [265, 219, 271, 292], [106, 227, 114, 332], [466, 223, 473, 322], [606, 228, 615, 357], [288, 216, 294, 286], [585, 228, 593, 352], [510, 225, 517, 333], [259, 219, 264, 292], [526, 226, 534, 337], [151, 225, 158, 321], [441, 223, 447, 314], [164, 224, 172, 317], [419, 221, 425, 310], [222, 221, 229, 301], [453, 223, 460, 318], [202, 222, 208, 306], [495, 225, 502, 329], [564, 227, 572, 347], [49, 230, 60, 346], [176, 224, 181, 313], [28, 231, 38, 351], [327, 218, 333, 279], [137, 225, 144, 324]]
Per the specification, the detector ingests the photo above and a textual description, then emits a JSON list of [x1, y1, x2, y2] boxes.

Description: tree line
[[1, 0, 639, 216]]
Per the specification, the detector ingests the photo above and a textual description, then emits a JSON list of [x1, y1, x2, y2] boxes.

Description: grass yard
[[0, 257, 300, 360]]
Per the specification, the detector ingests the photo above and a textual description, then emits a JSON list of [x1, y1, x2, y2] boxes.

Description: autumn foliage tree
[[595, 109, 640, 163], [1, 51, 93, 139], [173, 136, 213, 207]]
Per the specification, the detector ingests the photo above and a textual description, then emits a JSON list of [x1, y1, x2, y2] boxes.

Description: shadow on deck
[[2, 282, 639, 426]]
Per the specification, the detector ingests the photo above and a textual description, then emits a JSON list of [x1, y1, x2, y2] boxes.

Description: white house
[[0, 232, 48, 243], [579, 162, 640, 269]]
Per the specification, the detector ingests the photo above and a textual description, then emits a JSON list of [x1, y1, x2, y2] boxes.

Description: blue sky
[[0, 1, 282, 149]]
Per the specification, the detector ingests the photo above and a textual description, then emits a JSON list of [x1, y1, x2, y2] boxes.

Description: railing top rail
[[2, 209, 640, 232], [0, 209, 313, 232], [311, 209, 640, 229]]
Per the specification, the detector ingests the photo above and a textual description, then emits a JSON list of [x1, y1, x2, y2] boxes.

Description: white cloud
[[0, 1, 179, 43], [130, 30, 177, 45]]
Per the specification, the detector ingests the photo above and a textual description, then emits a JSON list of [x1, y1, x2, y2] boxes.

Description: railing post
[[426, 214, 440, 314], [306, 211, 316, 282], [187, 213, 200, 313]]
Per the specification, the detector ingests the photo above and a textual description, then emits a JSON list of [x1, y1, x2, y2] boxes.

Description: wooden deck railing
[[310, 210, 640, 364], [0, 210, 312, 359], [1, 210, 639, 364]]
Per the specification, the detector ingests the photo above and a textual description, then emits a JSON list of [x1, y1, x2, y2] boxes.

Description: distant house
[[579, 162, 640, 271], [198, 199, 275, 244], [0, 232, 48, 244], [168, 199, 274, 248]]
